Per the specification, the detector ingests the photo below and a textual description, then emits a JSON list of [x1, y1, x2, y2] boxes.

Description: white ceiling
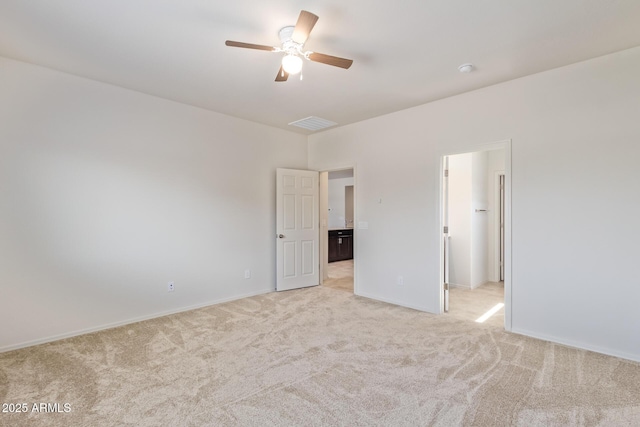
[[1, 1, 640, 134]]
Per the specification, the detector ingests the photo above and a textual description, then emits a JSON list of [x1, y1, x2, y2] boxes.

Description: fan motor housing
[[279, 26, 295, 43]]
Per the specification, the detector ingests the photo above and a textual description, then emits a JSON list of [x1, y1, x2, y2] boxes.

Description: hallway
[[323, 259, 353, 293], [449, 282, 505, 327]]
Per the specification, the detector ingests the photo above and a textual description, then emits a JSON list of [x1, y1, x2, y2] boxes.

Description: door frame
[[494, 171, 506, 282], [319, 164, 358, 294], [438, 140, 512, 330]]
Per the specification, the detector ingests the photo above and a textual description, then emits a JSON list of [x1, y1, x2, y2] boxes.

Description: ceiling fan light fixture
[[282, 54, 303, 75], [225, 10, 353, 82]]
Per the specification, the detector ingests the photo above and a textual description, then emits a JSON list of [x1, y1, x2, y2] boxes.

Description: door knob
[[278, 234, 285, 238]]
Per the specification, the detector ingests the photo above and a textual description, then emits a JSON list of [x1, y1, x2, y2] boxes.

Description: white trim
[[319, 171, 329, 284], [493, 170, 505, 282], [450, 281, 489, 290], [358, 291, 432, 313], [511, 327, 640, 364], [0, 288, 274, 353], [504, 141, 512, 331], [438, 139, 512, 332]]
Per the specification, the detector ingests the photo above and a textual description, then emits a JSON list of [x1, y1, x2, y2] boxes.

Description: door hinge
[[443, 226, 449, 233], [444, 169, 449, 177]]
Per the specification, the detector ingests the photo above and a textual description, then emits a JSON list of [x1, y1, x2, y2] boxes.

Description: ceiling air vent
[[288, 116, 337, 131]]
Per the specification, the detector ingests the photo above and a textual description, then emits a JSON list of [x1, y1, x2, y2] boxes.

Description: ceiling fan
[[225, 10, 353, 82]]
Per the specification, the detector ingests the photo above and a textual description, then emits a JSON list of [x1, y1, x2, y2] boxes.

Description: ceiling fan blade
[[291, 10, 319, 44], [225, 40, 276, 52], [275, 66, 289, 82], [308, 52, 353, 69]]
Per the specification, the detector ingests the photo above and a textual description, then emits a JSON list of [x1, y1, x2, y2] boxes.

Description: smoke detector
[[458, 63, 474, 73]]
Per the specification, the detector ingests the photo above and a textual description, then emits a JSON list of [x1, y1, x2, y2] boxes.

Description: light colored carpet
[[1, 284, 639, 426]]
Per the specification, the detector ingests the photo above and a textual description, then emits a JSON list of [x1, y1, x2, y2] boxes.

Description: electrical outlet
[[397, 276, 404, 286], [168, 281, 174, 292], [244, 269, 251, 279]]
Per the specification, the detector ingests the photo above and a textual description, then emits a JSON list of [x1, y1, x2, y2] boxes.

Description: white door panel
[[276, 168, 319, 291], [443, 156, 450, 313]]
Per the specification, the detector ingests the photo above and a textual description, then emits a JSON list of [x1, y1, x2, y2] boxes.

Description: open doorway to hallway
[[442, 147, 508, 326], [324, 259, 353, 293], [321, 169, 355, 293]]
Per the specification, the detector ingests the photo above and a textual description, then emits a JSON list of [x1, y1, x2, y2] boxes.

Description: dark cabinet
[[328, 229, 353, 262]]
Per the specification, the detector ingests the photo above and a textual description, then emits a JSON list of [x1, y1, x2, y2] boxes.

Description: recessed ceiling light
[[458, 63, 474, 73]]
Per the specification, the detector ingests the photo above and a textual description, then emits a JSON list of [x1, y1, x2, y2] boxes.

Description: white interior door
[[443, 156, 450, 312], [499, 173, 505, 282], [276, 168, 319, 291]]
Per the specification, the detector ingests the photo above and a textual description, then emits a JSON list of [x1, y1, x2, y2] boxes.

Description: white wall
[[0, 57, 308, 351], [328, 177, 354, 228], [447, 151, 490, 289], [309, 47, 640, 362], [470, 151, 488, 288]]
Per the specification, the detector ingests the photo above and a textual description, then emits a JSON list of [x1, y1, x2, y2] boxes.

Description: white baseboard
[[470, 280, 489, 290], [510, 327, 640, 364], [0, 288, 275, 353], [450, 281, 489, 290], [356, 291, 435, 314]]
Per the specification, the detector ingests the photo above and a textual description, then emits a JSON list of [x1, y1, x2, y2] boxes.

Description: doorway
[[440, 142, 511, 329], [320, 168, 355, 293]]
